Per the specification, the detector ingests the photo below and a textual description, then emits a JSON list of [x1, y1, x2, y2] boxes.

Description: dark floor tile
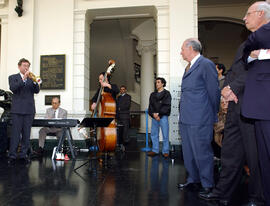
[[0, 142, 249, 206]]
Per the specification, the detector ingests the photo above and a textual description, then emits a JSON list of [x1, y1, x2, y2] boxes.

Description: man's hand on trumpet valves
[[23, 70, 30, 81]]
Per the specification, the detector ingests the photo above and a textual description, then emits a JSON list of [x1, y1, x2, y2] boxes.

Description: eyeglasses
[[244, 10, 259, 17]]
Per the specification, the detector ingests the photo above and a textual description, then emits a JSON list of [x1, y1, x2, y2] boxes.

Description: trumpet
[[29, 72, 42, 84]]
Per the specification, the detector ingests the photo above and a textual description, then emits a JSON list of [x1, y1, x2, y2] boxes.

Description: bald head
[[181, 38, 202, 62], [244, 1, 270, 31]]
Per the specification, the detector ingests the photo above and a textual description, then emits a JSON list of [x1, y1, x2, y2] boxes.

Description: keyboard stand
[[55, 127, 75, 159]]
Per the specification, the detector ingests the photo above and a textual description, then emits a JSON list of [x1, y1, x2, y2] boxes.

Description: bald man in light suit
[[33, 97, 67, 157]]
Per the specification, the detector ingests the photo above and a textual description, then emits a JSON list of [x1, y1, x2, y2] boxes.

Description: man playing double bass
[[90, 72, 119, 152]]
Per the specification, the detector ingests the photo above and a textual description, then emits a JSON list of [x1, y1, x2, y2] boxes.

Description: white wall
[[5, 0, 34, 87], [168, 0, 198, 144], [33, 0, 74, 114]]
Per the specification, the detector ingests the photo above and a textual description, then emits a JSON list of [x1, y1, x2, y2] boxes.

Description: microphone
[[79, 146, 99, 152], [79, 148, 89, 152]]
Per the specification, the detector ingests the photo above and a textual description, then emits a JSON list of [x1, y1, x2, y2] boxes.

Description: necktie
[[53, 110, 56, 119], [185, 63, 191, 72]]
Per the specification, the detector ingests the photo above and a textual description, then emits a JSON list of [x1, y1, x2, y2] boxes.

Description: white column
[[73, 10, 91, 115], [137, 40, 156, 133]]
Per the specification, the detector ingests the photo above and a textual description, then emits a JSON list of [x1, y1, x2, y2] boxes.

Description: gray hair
[[185, 38, 202, 53], [257, 1, 270, 20]]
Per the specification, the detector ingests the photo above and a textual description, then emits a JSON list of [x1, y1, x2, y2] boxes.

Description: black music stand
[[74, 117, 113, 172]]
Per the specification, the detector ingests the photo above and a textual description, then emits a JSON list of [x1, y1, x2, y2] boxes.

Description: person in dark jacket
[[8, 58, 40, 165], [116, 85, 131, 145], [147, 77, 171, 158]]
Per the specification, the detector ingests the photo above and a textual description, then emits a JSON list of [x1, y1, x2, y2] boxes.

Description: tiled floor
[[0, 140, 249, 206]]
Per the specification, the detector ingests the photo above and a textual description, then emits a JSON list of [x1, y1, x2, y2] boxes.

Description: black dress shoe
[[8, 158, 16, 166], [177, 182, 200, 190], [199, 191, 220, 201], [199, 187, 212, 195], [177, 182, 189, 189]]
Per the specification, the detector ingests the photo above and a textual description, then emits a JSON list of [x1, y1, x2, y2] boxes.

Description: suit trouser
[[179, 123, 214, 188], [9, 113, 34, 159], [39, 127, 63, 148], [213, 111, 263, 202], [255, 120, 270, 206], [117, 118, 130, 144]]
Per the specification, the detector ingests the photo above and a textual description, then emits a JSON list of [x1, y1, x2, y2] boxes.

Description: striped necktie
[[185, 63, 191, 72]]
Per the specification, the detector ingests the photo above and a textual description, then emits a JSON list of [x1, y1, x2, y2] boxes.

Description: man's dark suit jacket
[[116, 93, 131, 120], [242, 22, 270, 120], [9, 73, 40, 114], [223, 42, 247, 114]]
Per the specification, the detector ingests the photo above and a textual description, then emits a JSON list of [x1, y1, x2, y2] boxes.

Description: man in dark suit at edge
[[8, 58, 40, 165], [200, 2, 268, 206], [241, 2, 270, 205]]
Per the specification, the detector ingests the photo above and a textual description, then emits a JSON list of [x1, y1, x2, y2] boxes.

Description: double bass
[[92, 60, 117, 152]]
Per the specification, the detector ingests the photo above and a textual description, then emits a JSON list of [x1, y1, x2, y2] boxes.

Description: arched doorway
[[88, 9, 157, 132], [198, 20, 250, 70]]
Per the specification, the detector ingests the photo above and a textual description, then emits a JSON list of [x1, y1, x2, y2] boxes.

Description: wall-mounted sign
[[40, 55, 65, 90], [45, 95, 61, 106]]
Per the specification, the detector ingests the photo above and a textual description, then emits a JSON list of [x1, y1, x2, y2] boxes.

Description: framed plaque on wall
[[40, 55, 65, 90], [45, 95, 61, 105]]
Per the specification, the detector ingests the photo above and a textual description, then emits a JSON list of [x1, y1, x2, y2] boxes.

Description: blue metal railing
[[141, 109, 151, 152]]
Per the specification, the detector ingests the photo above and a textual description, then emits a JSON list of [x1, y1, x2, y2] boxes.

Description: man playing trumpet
[[8, 58, 40, 165]]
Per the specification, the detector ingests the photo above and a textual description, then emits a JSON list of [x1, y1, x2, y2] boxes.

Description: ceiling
[[198, 0, 256, 6]]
